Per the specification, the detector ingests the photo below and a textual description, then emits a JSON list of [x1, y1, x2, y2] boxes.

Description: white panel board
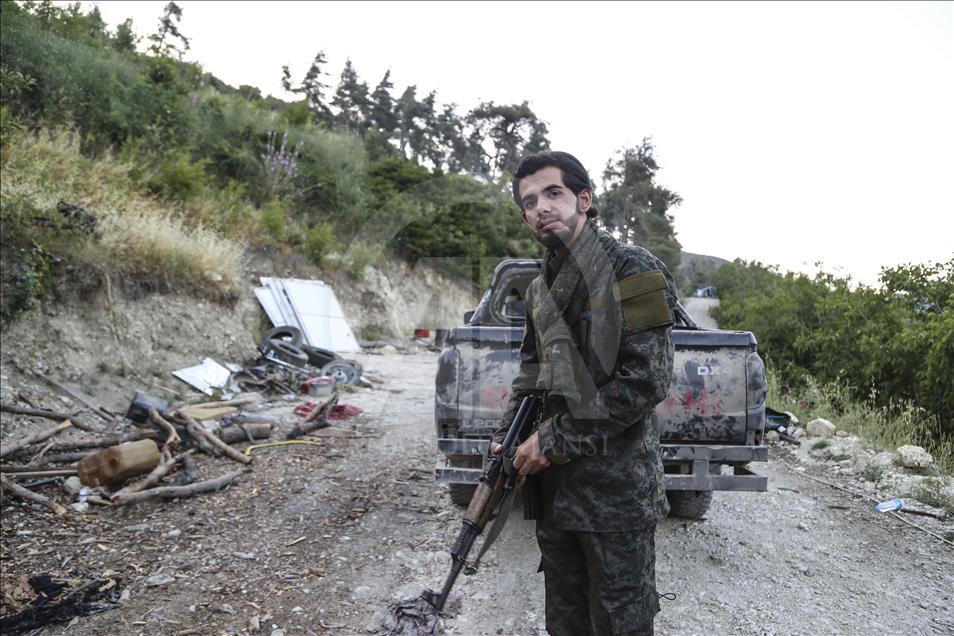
[[283, 279, 361, 353], [254, 287, 285, 328], [260, 277, 298, 329]]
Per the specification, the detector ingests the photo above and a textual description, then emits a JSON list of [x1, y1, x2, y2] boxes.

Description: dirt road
[[682, 297, 719, 330], [4, 348, 952, 635]]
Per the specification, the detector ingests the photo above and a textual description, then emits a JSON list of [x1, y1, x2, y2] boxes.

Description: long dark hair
[[511, 151, 599, 219]]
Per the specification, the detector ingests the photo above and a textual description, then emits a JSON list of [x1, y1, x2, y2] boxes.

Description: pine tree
[[600, 139, 682, 272]]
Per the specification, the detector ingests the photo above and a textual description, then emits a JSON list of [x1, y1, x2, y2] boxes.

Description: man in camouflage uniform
[[493, 151, 676, 635]]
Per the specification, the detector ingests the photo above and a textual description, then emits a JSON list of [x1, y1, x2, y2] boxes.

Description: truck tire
[[666, 463, 719, 519], [448, 483, 476, 506], [666, 490, 713, 519]]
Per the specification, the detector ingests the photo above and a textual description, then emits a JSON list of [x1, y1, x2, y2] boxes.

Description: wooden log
[[219, 422, 272, 444], [1, 468, 78, 478], [0, 475, 69, 516], [183, 416, 252, 465], [110, 468, 248, 506], [149, 409, 181, 448], [0, 420, 73, 459], [0, 403, 99, 433]]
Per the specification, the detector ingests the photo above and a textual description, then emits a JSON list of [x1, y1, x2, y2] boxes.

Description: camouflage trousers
[[536, 519, 659, 635]]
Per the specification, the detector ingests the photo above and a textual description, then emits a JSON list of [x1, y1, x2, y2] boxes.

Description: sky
[[84, 1, 953, 285]]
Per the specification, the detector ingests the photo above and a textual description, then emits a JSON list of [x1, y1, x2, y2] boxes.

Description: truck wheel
[[667, 463, 720, 519], [666, 490, 713, 519], [448, 483, 476, 506]]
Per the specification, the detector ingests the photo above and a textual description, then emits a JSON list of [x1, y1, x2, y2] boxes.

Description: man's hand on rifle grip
[[513, 432, 550, 476]]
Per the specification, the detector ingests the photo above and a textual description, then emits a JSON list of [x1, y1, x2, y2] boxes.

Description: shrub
[[913, 477, 954, 515], [258, 198, 290, 243], [343, 241, 382, 280], [304, 222, 337, 267], [147, 151, 209, 201]]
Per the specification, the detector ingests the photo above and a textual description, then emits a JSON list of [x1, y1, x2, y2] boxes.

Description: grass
[[1, 131, 244, 299], [767, 366, 954, 474], [858, 462, 885, 483], [913, 477, 954, 515], [810, 439, 830, 451]]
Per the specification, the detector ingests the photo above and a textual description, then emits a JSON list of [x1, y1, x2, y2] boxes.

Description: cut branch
[[287, 393, 338, 439], [170, 451, 199, 486], [150, 409, 181, 448], [1, 468, 78, 479], [110, 468, 248, 506], [111, 450, 190, 498], [0, 420, 73, 459], [0, 475, 69, 516], [4, 430, 157, 458], [183, 416, 251, 464], [26, 371, 115, 422], [0, 403, 100, 433]]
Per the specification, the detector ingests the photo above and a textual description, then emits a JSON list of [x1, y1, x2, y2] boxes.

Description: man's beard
[[537, 211, 581, 250]]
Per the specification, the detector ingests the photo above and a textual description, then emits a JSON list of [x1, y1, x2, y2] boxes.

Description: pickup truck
[[434, 258, 768, 519]]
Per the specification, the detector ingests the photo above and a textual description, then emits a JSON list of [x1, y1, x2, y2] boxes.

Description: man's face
[[517, 166, 591, 251]]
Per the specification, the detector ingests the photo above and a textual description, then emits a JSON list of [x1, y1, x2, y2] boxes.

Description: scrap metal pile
[[0, 323, 365, 519]]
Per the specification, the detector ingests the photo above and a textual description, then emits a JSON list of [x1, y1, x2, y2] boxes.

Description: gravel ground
[[3, 349, 952, 635]]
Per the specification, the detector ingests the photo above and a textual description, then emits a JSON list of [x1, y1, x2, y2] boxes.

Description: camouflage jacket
[[501, 221, 677, 531]]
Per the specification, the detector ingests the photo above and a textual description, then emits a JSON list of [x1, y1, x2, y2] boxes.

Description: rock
[[852, 449, 873, 470], [835, 430, 849, 438], [791, 427, 805, 439], [894, 475, 928, 498], [232, 551, 256, 560], [165, 529, 182, 539], [217, 604, 235, 614], [765, 430, 780, 443], [807, 418, 836, 438], [351, 585, 372, 598], [828, 437, 860, 462], [145, 574, 175, 587], [63, 476, 82, 497], [896, 445, 934, 469], [70, 501, 90, 513], [248, 616, 261, 633]]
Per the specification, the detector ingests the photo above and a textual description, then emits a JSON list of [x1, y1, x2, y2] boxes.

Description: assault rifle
[[423, 394, 542, 612]]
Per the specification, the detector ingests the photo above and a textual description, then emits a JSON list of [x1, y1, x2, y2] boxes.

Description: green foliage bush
[[714, 259, 954, 445], [343, 241, 382, 280], [304, 222, 337, 266], [258, 198, 290, 242], [147, 151, 209, 201]]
